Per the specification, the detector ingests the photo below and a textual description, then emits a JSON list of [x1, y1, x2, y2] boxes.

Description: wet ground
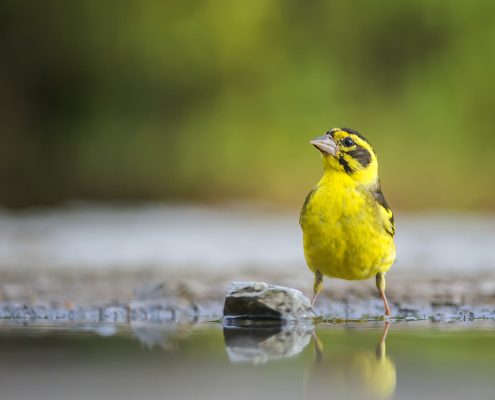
[[1, 320, 495, 400], [1, 204, 495, 321]]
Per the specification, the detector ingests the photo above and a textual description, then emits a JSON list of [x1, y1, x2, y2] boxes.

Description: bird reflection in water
[[308, 322, 396, 400]]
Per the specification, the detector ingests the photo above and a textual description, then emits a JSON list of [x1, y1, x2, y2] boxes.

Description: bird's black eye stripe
[[348, 147, 372, 167], [342, 137, 354, 147]]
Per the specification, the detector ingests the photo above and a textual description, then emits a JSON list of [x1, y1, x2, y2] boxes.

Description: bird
[[299, 127, 396, 316]]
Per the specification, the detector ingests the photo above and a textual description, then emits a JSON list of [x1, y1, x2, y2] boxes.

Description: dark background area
[[1, 1, 494, 209]]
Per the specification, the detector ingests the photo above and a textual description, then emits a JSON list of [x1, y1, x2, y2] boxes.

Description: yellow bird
[[300, 127, 395, 315]]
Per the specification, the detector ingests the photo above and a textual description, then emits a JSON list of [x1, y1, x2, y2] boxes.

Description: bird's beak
[[310, 135, 337, 156]]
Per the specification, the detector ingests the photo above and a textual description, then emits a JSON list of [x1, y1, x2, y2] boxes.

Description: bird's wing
[[299, 186, 318, 227], [371, 183, 395, 237]]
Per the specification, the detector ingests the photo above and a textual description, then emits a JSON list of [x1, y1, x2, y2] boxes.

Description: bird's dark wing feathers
[[372, 183, 395, 237], [299, 186, 318, 226]]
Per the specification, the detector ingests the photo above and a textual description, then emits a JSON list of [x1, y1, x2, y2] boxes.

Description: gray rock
[[223, 281, 315, 320]]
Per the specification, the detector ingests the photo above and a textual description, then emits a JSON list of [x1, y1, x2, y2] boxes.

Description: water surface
[[1, 321, 495, 400]]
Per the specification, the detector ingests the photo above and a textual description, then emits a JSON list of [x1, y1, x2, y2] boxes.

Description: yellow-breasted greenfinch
[[300, 127, 395, 315]]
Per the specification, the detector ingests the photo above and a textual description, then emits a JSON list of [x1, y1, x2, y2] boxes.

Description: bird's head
[[310, 127, 378, 186]]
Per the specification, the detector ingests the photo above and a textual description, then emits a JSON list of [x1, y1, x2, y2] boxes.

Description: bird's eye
[[342, 137, 355, 147]]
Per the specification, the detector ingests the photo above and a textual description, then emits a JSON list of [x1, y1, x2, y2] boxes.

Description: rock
[[223, 281, 315, 320]]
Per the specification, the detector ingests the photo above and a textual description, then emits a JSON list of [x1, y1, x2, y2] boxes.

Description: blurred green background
[[1, 0, 494, 209]]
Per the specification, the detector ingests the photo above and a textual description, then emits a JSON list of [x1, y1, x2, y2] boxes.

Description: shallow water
[[2, 321, 495, 400]]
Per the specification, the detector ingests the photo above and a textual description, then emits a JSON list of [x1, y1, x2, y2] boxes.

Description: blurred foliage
[[1, 0, 494, 209]]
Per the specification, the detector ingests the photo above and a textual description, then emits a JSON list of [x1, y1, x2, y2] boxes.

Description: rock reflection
[[308, 322, 396, 400], [223, 320, 313, 364]]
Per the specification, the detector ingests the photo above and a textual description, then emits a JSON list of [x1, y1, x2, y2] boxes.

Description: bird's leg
[[311, 270, 323, 307], [376, 272, 391, 316]]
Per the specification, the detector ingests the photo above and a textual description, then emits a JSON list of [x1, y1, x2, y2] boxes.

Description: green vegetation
[[1, 1, 494, 209]]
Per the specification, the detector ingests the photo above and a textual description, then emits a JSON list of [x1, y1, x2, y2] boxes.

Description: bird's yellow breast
[[300, 171, 395, 281]]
